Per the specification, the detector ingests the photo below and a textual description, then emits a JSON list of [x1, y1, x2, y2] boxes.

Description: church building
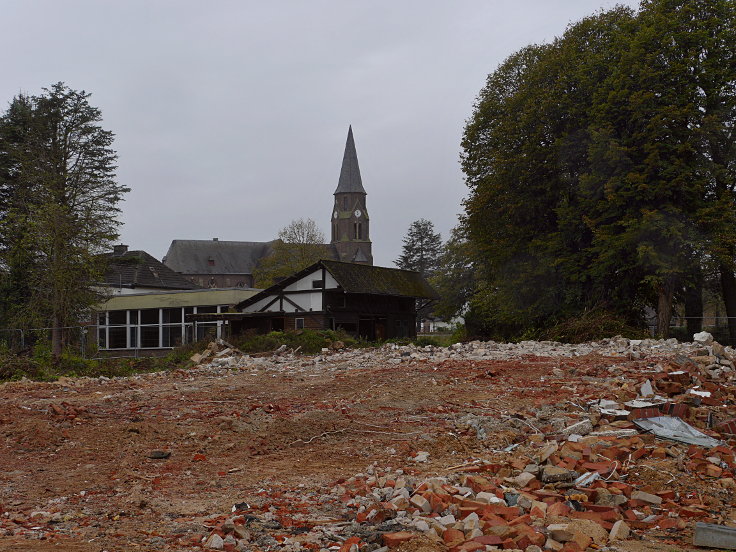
[[163, 126, 373, 288], [331, 126, 373, 265]]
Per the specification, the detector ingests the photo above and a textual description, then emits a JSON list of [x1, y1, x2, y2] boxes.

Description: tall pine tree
[[0, 83, 128, 355]]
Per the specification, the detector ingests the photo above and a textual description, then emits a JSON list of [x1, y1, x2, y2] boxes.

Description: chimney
[[113, 244, 129, 256]]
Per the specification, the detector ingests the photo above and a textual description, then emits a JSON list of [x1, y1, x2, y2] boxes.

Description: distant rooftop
[[103, 247, 201, 290], [163, 239, 276, 275]]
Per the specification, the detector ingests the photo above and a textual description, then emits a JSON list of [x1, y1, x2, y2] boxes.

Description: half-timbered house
[[190, 260, 437, 340]]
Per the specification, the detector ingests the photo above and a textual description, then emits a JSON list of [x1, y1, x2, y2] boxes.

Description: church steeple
[[334, 126, 366, 195], [330, 126, 373, 265]]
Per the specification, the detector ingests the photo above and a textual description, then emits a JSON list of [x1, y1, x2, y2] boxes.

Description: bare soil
[[0, 351, 727, 551]]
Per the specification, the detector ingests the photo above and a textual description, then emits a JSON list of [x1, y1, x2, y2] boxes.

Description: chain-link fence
[[667, 316, 736, 346], [0, 321, 224, 359]]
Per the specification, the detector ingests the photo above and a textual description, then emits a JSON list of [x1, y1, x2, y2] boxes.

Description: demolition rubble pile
[[191, 332, 736, 552], [192, 334, 707, 373]]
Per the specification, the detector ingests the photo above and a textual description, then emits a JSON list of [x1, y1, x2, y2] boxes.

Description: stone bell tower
[[330, 126, 373, 265]]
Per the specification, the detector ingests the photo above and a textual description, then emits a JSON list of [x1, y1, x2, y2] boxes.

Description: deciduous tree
[[253, 218, 330, 287]]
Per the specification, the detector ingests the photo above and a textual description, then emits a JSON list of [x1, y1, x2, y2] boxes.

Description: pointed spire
[[334, 125, 366, 194]]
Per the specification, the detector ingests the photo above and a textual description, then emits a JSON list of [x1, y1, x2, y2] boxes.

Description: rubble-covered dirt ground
[[1, 337, 735, 552]]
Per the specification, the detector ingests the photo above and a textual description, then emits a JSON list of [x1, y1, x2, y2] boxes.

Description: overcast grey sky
[[1, 0, 638, 267]]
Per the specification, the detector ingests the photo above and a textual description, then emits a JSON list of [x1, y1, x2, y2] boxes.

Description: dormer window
[[208, 256, 215, 267]]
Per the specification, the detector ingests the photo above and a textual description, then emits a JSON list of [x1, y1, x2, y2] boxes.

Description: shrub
[[539, 309, 649, 343]]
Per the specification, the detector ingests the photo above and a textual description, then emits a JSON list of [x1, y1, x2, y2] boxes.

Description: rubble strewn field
[[1, 336, 735, 552]]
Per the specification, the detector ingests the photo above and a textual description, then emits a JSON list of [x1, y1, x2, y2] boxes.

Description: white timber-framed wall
[[243, 268, 338, 314]]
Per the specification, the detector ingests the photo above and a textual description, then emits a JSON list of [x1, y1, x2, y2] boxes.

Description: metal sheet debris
[[633, 416, 723, 448]]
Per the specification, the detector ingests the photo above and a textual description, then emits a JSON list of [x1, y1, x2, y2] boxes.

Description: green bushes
[[1, 328, 475, 382]]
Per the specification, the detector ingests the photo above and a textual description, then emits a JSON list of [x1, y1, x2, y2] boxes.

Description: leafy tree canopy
[[253, 218, 330, 288], [461, 0, 736, 340]]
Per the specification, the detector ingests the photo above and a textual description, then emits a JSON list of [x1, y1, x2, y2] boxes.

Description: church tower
[[330, 126, 373, 265]]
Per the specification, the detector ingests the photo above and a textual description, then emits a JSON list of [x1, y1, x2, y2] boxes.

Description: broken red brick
[[383, 532, 416, 547]]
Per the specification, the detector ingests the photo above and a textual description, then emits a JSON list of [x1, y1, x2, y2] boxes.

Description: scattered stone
[[541, 466, 575, 483], [560, 419, 593, 437], [609, 520, 630, 541], [694, 331, 714, 345], [631, 490, 662, 505], [147, 450, 171, 459], [204, 533, 224, 550]]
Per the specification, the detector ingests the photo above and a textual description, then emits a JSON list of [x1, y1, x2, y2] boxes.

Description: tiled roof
[[321, 260, 437, 298], [103, 250, 201, 290], [163, 240, 275, 275], [237, 260, 437, 310]]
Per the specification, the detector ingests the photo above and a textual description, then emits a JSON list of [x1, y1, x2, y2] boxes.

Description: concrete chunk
[[631, 490, 662, 505], [609, 520, 630, 541], [693, 522, 736, 550], [541, 466, 575, 483]]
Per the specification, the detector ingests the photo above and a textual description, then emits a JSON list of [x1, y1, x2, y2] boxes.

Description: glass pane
[[109, 310, 126, 325], [108, 327, 127, 348], [163, 308, 182, 323], [140, 309, 159, 325], [162, 325, 183, 347], [98, 328, 107, 348], [196, 323, 217, 341], [129, 327, 138, 348], [129, 310, 138, 324], [98, 313, 107, 326], [197, 306, 217, 314], [141, 326, 159, 348]]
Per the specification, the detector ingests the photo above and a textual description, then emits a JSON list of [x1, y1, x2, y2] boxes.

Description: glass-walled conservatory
[[97, 305, 229, 350]]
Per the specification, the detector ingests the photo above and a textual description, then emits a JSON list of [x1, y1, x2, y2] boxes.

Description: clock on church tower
[[330, 126, 373, 265]]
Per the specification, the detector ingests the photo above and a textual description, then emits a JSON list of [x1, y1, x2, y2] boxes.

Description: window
[[109, 310, 126, 325], [162, 308, 182, 323], [295, 318, 305, 330], [108, 327, 127, 349], [312, 280, 324, 289], [140, 309, 158, 325]]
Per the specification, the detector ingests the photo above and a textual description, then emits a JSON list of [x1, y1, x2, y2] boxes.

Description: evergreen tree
[[0, 83, 128, 355], [430, 225, 475, 321], [395, 219, 442, 278]]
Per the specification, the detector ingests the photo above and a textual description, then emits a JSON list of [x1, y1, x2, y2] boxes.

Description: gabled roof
[[320, 260, 437, 298], [236, 260, 437, 310], [334, 126, 366, 195], [103, 250, 201, 290], [163, 240, 275, 275]]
